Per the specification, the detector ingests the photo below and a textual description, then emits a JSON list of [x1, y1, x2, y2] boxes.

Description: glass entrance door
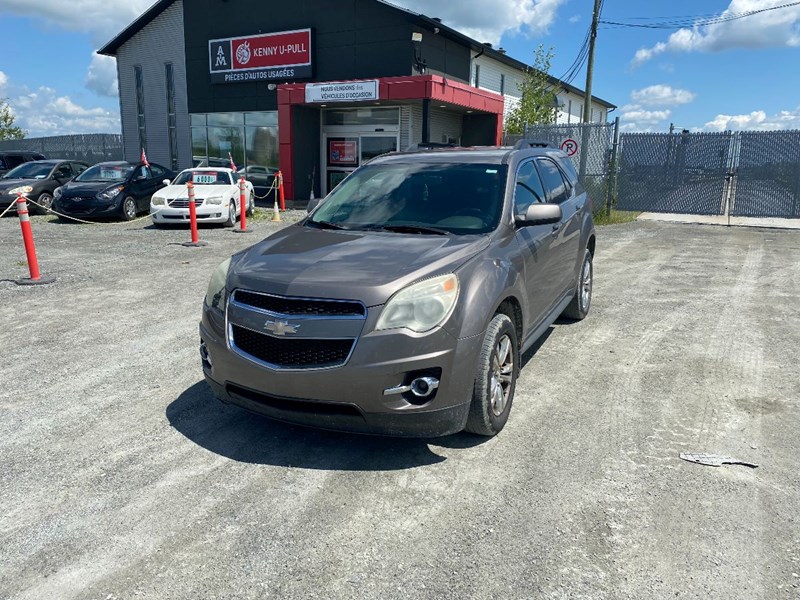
[[323, 133, 398, 194]]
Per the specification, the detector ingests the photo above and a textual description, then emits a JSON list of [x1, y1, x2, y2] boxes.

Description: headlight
[[207, 196, 223, 205], [376, 274, 459, 333], [151, 196, 166, 206], [205, 258, 231, 310], [98, 186, 123, 201], [8, 186, 33, 195], [54, 186, 62, 199]]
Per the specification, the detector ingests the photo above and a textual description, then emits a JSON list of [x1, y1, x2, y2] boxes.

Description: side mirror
[[514, 203, 562, 226], [162, 179, 172, 186], [307, 197, 322, 213]]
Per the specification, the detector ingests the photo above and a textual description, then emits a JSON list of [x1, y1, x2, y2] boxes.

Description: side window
[[150, 164, 166, 178], [55, 164, 74, 179], [536, 158, 569, 204], [72, 163, 88, 175], [6, 155, 25, 169], [514, 161, 547, 215], [137, 166, 152, 179]]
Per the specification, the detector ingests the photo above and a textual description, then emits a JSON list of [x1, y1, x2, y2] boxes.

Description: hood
[[157, 184, 232, 200], [60, 181, 123, 197], [0, 178, 40, 191], [228, 224, 490, 306]]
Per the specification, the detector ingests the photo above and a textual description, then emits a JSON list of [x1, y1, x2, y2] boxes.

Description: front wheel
[[246, 192, 254, 217], [35, 192, 54, 215], [562, 248, 593, 320], [223, 199, 236, 227], [465, 313, 519, 436], [121, 196, 137, 221]]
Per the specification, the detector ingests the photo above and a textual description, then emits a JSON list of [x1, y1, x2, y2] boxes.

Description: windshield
[[173, 170, 233, 186], [2, 162, 53, 180], [309, 162, 508, 235], [76, 164, 133, 183]]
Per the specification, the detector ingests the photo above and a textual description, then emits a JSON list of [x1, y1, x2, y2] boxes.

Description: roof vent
[[498, 47, 507, 54], [483, 42, 493, 48], [432, 17, 442, 22]]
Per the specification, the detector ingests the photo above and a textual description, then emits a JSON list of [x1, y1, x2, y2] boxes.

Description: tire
[[223, 199, 236, 227], [121, 196, 137, 221], [34, 192, 54, 215], [562, 248, 593, 320], [246, 192, 254, 217], [465, 313, 519, 436]]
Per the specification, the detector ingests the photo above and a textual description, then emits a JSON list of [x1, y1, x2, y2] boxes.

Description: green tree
[[505, 45, 558, 135], [0, 99, 25, 141]]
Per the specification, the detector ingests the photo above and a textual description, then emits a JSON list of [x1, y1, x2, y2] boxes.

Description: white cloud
[[4, 74, 120, 137], [391, 0, 568, 46], [0, 0, 152, 46], [630, 85, 696, 107], [86, 53, 118, 97], [703, 107, 800, 130], [569, 14, 581, 24], [0, 70, 8, 90], [619, 106, 672, 131], [632, 0, 800, 66]]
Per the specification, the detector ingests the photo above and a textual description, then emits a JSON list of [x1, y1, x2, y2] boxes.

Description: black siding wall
[[183, 0, 454, 114]]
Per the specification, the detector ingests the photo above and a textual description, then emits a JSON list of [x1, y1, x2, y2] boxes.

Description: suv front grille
[[231, 325, 354, 369], [233, 290, 365, 317]]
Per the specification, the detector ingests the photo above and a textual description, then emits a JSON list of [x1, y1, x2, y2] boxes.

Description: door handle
[[551, 223, 561, 236]]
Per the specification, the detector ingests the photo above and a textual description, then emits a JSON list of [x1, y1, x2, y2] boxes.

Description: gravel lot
[[1, 214, 799, 599]]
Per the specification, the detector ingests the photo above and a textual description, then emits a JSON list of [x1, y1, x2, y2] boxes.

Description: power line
[[600, 0, 800, 30]]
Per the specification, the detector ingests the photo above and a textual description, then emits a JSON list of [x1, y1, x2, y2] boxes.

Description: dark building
[[99, 0, 614, 200]]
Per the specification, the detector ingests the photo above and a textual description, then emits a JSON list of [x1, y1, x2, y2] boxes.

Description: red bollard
[[233, 176, 252, 234], [15, 193, 55, 285], [277, 171, 286, 211], [182, 181, 207, 248]]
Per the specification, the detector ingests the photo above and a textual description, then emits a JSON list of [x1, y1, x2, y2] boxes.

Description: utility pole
[[582, 0, 602, 124]]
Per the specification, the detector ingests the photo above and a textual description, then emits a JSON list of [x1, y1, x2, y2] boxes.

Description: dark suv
[[200, 142, 595, 437], [0, 151, 47, 177]]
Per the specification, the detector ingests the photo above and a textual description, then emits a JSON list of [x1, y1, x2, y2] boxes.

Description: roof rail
[[513, 139, 555, 150], [405, 142, 458, 152]]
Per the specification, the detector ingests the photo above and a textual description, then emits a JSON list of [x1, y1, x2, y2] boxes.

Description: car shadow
[[166, 381, 489, 470]]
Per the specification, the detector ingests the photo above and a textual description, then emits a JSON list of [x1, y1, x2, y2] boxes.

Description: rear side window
[[5, 155, 25, 169], [72, 163, 88, 175], [536, 158, 570, 204]]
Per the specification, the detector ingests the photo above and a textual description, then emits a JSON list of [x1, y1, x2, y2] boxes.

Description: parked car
[[0, 160, 88, 215], [199, 141, 595, 437], [53, 161, 173, 221], [150, 167, 254, 227], [237, 165, 277, 197], [0, 151, 47, 177]]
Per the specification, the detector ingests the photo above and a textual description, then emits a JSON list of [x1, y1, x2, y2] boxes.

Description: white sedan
[[150, 167, 254, 227]]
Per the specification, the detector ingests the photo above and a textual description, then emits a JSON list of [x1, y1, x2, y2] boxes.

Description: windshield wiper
[[307, 220, 349, 230], [379, 224, 450, 235]]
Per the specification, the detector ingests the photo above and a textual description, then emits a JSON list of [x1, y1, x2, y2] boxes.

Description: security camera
[[434, 27, 440, 34]]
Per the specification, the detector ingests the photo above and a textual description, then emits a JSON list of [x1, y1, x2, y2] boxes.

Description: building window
[[474, 64, 481, 88], [190, 111, 278, 181], [500, 73, 505, 95], [134, 65, 146, 154], [165, 63, 177, 170]]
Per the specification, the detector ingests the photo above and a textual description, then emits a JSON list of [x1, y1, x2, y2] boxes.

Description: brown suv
[[200, 142, 595, 437]]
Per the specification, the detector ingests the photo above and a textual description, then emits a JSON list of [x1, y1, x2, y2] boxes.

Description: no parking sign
[[560, 139, 579, 157]]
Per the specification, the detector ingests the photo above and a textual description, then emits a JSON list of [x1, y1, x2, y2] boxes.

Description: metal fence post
[[606, 117, 620, 217]]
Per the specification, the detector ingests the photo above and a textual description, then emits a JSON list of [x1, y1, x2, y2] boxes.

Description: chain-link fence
[[731, 130, 800, 218], [616, 132, 734, 215], [0, 134, 123, 164]]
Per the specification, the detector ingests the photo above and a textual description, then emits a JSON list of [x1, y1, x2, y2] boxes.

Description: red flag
[[141, 148, 150, 168], [228, 152, 237, 172]]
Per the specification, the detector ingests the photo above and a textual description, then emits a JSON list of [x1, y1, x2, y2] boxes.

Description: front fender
[[443, 235, 527, 340]]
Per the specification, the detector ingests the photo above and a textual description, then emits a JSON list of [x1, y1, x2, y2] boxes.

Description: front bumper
[[54, 196, 120, 217], [151, 204, 229, 224], [199, 305, 482, 437]]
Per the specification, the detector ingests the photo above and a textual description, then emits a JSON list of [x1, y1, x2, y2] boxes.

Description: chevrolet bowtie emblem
[[264, 320, 300, 336]]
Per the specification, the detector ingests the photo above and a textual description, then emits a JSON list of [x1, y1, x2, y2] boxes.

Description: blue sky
[[1, 0, 799, 136]]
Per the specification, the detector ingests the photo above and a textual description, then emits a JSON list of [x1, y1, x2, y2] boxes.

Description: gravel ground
[[1, 214, 799, 599]]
